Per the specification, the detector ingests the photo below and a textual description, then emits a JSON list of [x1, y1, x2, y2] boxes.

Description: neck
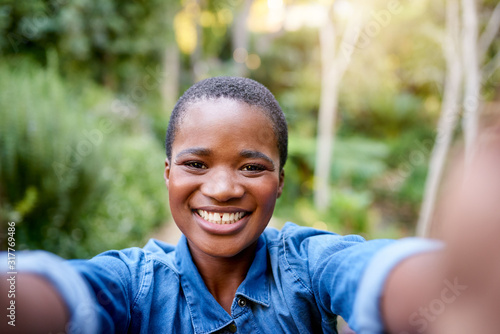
[[188, 241, 257, 314]]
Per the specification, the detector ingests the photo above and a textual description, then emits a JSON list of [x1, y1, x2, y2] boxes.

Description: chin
[[201, 243, 246, 258]]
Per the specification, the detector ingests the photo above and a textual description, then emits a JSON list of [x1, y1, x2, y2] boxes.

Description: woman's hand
[[434, 138, 500, 333], [0, 274, 69, 333]]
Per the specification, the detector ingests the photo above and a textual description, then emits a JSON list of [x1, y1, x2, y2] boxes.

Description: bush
[[274, 135, 389, 236], [0, 59, 169, 258]]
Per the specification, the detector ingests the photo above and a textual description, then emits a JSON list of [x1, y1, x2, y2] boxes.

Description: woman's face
[[164, 98, 284, 258]]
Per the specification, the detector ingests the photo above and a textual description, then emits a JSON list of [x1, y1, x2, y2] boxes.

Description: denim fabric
[[1, 223, 440, 334]]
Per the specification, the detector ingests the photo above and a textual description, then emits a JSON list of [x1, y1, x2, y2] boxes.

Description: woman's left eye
[[241, 164, 265, 172]]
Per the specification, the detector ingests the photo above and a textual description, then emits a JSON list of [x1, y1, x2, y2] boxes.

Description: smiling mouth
[[195, 209, 249, 225]]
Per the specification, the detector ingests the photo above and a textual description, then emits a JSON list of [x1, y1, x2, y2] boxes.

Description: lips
[[195, 209, 248, 225]]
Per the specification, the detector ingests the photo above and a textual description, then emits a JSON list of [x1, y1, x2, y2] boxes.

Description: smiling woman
[[1, 76, 446, 334], [166, 97, 282, 248], [164, 97, 285, 312]]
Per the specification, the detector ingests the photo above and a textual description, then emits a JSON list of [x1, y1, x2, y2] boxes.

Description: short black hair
[[165, 76, 288, 170]]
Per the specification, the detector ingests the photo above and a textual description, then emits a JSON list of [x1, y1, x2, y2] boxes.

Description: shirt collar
[[235, 236, 270, 307], [174, 234, 270, 334]]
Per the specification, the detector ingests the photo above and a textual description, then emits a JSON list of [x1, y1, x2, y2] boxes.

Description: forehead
[[173, 98, 278, 157]]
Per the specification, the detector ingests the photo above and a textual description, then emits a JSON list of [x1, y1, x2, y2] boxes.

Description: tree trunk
[[314, 14, 338, 211], [461, 0, 481, 158], [417, 0, 462, 237], [162, 44, 180, 111], [231, 0, 253, 77], [313, 6, 363, 211], [418, 0, 500, 236]]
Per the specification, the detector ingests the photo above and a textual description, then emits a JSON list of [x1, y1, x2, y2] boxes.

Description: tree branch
[[418, 0, 462, 237], [335, 10, 363, 76]]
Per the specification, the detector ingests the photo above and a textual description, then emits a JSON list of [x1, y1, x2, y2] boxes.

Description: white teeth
[[196, 210, 246, 225]]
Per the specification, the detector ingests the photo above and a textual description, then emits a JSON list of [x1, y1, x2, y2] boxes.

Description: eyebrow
[[175, 147, 212, 159], [240, 150, 275, 169]]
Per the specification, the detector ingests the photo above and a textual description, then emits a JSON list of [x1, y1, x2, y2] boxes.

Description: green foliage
[[386, 127, 435, 169], [0, 60, 169, 258], [275, 135, 390, 235], [373, 128, 435, 226], [252, 29, 321, 138], [0, 0, 178, 91], [275, 131, 434, 235], [331, 137, 390, 188], [329, 189, 374, 234]]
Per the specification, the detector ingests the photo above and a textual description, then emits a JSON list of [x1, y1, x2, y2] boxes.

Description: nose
[[201, 168, 244, 202]]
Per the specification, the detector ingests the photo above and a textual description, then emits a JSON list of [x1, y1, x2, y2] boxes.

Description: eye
[[185, 161, 207, 169], [241, 164, 266, 172]]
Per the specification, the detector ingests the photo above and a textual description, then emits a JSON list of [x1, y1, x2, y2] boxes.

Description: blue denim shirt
[[2, 223, 440, 334]]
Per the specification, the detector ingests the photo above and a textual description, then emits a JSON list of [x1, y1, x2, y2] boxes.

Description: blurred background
[[0, 0, 499, 259]]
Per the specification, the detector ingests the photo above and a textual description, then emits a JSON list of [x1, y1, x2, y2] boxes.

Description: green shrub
[[0, 60, 169, 258], [373, 128, 434, 226], [274, 135, 388, 235]]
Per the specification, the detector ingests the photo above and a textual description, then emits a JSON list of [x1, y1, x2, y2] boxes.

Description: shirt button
[[237, 298, 247, 307], [228, 323, 237, 333]]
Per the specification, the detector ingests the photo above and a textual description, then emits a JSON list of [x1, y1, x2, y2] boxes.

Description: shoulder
[[263, 222, 367, 260], [70, 238, 180, 282], [69, 239, 181, 310], [261, 223, 370, 291]]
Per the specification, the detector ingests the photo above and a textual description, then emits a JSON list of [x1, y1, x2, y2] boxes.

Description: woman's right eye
[[185, 161, 207, 169]]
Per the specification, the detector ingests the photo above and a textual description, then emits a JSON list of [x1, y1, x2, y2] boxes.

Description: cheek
[[168, 170, 199, 210], [252, 177, 280, 212]]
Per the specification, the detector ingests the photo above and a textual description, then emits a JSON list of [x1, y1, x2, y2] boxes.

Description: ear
[[164, 158, 171, 189], [277, 169, 285, 198]]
